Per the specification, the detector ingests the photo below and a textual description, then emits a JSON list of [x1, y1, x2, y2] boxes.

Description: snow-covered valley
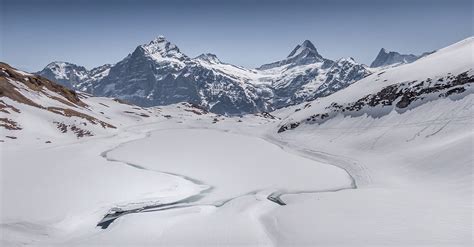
[[1, 112, 354, 246], [1, 37, 473, 246], [2, 97, 471, 246]]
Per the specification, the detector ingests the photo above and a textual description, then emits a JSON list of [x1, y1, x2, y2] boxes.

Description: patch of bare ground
[[123, 111, 150, 118], [54, 121, 94, 138], [255, 112, 279, 120], [113, 98, 132, 105], [0, 99, 20, 114], [179, 102, 209, 115], [48, 107, 115, 128], [0, 118, 22, 130], [0, 62, 86, 107]]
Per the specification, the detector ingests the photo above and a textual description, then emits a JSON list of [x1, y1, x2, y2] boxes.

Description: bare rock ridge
[[370, 48, 419, 68]]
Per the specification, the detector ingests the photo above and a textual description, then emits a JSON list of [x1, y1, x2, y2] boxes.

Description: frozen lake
[[106, 128, 354, 204]]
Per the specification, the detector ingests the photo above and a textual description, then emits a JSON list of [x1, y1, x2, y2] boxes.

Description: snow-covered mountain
[[38, 62, 112, 92], [37, 37, 369, 115], [259, 40, 368, 108], [370, 48, 419, 68], [38, 37, 271, 115], [258, 40, 324, 70]]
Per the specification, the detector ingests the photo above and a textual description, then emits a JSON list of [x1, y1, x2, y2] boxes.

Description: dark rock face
[[259, 40, 325, 70], [370, 48, 418, 68], [91, 44, 195, 106], [37, 37, 370, 115], [277, 122, 300, 133]]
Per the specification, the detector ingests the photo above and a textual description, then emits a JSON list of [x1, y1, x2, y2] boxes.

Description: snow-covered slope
[[267, 37, 473, 246], [38, 37, 369, 115]]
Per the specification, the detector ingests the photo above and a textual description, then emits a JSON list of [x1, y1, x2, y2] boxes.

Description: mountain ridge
[[370, 48, 419, 68], [38, 36, 370, 115]]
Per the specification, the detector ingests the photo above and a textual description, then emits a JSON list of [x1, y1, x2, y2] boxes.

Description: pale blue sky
[[1, 0, 472, 71]]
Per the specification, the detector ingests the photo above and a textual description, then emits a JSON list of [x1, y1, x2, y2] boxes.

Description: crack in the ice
[[97, 130, 215, 229]]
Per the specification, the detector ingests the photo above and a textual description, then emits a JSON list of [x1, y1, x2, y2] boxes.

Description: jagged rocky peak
[[37, 61, 90, 89], [258, 39, 324, 70], [288, 39, 320, 58], [44, 61, 88, 78], [370, 48, 418, 68], [195, 53, 221, 63], [138, 35, 188, 61]]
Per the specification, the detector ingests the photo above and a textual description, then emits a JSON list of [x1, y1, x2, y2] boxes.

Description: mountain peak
[[46, 61, 78, 68], [257, 40, 324, 70], [370, 48, 418, 68], [38, 61, 89, 86], [301, 40, 317, 51], [195, 53, 221, 63], [149, 35, 166, 44], [43, 61, 87, 73], [287, 40, 320, 58], [139, 36, 187, 61]]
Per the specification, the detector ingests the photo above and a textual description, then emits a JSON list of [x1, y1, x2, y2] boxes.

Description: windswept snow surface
[[269, 96, 473, 246]]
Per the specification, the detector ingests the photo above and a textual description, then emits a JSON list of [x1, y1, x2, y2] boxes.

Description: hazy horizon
[[1, 0, 472, 72]]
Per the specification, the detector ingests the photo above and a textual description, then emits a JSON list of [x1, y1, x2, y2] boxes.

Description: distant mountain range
[[37, 36, 370, 115]]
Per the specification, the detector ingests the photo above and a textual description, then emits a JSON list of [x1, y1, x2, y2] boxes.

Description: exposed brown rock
[[0, 99, 20, 114], [0, 118, 22, 130], [0, 62, 117, 131], [54, 121, 94, 138], [48, 107, 116, 129], [0, 62, 86, 107]]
